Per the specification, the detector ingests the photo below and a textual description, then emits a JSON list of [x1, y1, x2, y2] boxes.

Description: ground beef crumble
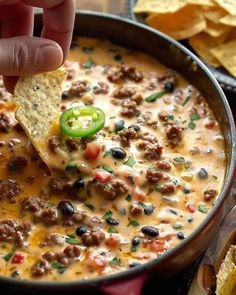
[[137, 133, 163, 160], [93, 81, 109, 94], [7, 156, 28, 173], [68, 80, 89, 97], [0, 113, 11, 133], [115, 128, 138, 147], [165, 122, 183, 147], [107, 65, 143, 83], [0, 179, 22, 202]]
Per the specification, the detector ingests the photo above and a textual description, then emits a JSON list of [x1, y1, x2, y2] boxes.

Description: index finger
[[22, 0, 75, 60]]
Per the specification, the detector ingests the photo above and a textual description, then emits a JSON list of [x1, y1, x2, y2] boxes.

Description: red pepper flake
[[11, 254, 24, 264], [187, 204, 196, 213], [148, 240, 166, 254]]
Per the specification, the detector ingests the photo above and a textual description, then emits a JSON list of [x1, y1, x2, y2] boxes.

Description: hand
[[0, 0, 75, 93]]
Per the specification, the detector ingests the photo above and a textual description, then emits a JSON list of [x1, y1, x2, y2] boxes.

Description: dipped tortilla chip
[[211, 40, 236, 76], [203, 6, 227, 24], [187, 0, 215, 6], [189, 32, 228, 67], [133, 0, 187, 14], [214, 0, 236, 15], [146, 5, 206, 40], [220, 14, 236, 26], [13, 69, 67, 169], [204, 20, 230, 37], [225, 28, 236, 41], [216, 245, 236, 295]]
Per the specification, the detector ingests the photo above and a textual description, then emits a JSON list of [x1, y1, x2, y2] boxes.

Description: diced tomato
[[87, 256, 107, 273], [187, 204, 196, 213], [85, 142, 101, 160], [148, 240, 165, 254], [93, 169, 112, 183], [205, 119, 215, 129], [132, 186, 145, 201], [106, 236, 120, 249], [11, 254, 24, 264]]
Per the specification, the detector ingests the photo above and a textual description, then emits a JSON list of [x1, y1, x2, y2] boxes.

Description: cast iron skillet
[[1, 11, 235, 295]]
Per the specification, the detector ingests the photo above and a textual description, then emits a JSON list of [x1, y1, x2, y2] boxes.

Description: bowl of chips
[[131, 0, 236, 92]]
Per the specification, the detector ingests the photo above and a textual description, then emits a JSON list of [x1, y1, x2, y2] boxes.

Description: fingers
[[3, 76, 19, 93], [41, 0, 75, 59], [21, 0, 64, 8], [0, 36, 63, 76]]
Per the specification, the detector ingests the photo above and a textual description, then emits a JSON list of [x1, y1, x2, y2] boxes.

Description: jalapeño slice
[[60, 106, 105, 138]]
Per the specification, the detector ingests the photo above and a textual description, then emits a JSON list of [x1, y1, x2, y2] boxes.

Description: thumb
[[0, 36, 63, 76]]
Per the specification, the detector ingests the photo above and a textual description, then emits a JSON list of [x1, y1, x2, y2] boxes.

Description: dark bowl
[[1, 11, 235, 295]]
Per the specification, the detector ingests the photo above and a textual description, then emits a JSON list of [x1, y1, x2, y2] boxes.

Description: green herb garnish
[[182, 96, 191, 106], [51, 261, 66, 271], [125, 194, 132, 202], [155, 185, 161, 192], [108, 227, 119, 234], [103, 150, 112, 158], [172, 224, 183, 230], [84, 203, 95, 211], [190, 113, 201, 121], [124, 155, 136, 167], [103, 165, 113, 174], [65, 237, 82, 245], [46, 202, 55, 208], [212, 175, 218, 180], [109, 257, 121, 266], [65, 160, 77, 171], [198, 204, 208, 214], [82, 46, 94, 54], [145, 91, 166, 102], [83, 58, 94, 69], [173, 157, 185, 163], [127, 220, 140, 227], [168, 115, 175, 121], [130, 245, 137, 252], [188, 121, 196, 130], [103, 210, 113, 220], [3, 251, 14, 262]]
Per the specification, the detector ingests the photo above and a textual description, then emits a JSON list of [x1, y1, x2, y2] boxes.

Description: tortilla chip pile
[[216, 245, 236, 295], [134, 0, 236, 77]]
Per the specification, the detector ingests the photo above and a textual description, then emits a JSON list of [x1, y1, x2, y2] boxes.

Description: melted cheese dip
[[0, 38, 225, 281]]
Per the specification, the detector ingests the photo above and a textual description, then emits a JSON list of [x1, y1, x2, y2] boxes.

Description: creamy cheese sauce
[[0, 37, 225, 281]]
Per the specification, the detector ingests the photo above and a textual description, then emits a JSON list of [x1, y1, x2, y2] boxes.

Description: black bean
[[113, 54, 122, 62], [129, 261, 141, 268], [62, 90, 69, 99], [187, 216, 193, 223], [111, 147, 126, 159], [11, 270, 20, 278], [76, 225, 88, 237], [164, 81, 175, 92], [143, 204, 155, 215], [197, 168, 208, 179], [73, 179, 85, 190], [141, 226, 159, 237], [128, 124, 141, 132], [183, 188, 190, 194], [58, 201, 74, 216], [115, 120, 125, 132], [131, 236, 140, 246], [177, 232, 185, 240], [106, 218, 119, 226]]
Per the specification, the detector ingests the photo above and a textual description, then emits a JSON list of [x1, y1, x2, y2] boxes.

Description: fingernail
[[37, 45, 63, 71]]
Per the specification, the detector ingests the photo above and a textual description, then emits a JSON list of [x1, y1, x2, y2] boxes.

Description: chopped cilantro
[[83, 58, 94, 69], [172, 224, 183, 230], [198, 204, 208, 214], [155, 185, 161, 192], [212, 175, 218, 180], [46, 202, 55, 208], [145, 91, 166, 102], [103, 165, 113, 174], [65, 160, 77, 171], [190, 113, 201, 121], [108, 227, 119, 234], [82, 46, 94, 54], [109, 116, 116, 119], [3, 251, 14, 262], [125, 194, 132, 202], [103, 150, 111, 158], [124, 155, 136, 167], [130, 245, 137, 252], [84, 203, 95, 211], [173, 157, 185, 163], [51, 261, 66, 271], [182, 96, 191, 106], [127, 220, 140, 227], [168, 115, 175, 121], [109, 257, 121, 266], [188, 121, 196, 130], [103, 210, 113, 220], [65, 237, 82, 245]]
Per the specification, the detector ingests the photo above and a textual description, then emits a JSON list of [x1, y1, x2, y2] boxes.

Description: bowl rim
[[1, 10, 235, 289]]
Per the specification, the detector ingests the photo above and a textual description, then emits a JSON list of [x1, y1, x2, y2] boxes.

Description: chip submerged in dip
[[0, 37, 225, 281]]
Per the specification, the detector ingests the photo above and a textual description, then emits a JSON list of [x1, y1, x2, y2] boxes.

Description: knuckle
[[12, 42, 29, 72]]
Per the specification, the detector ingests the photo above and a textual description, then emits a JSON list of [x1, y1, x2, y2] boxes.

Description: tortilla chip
[[204, 20, 230, 37], [146, 5, 206, 40], [210, 40, 236, 76], [225, 28, 236, 41], [216, 245, 236, 295], [189, 32, 228, 67], [214, 0, 236, 15], [13, 69, 67, 167], [134, 0, 187, 14], [220, 14, 236, 26], [187, 0, 215, 6], [203, 6, 228, 23]]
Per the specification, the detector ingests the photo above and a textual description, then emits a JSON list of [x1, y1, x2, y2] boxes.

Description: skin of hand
[[0, 0, 75, 93]]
